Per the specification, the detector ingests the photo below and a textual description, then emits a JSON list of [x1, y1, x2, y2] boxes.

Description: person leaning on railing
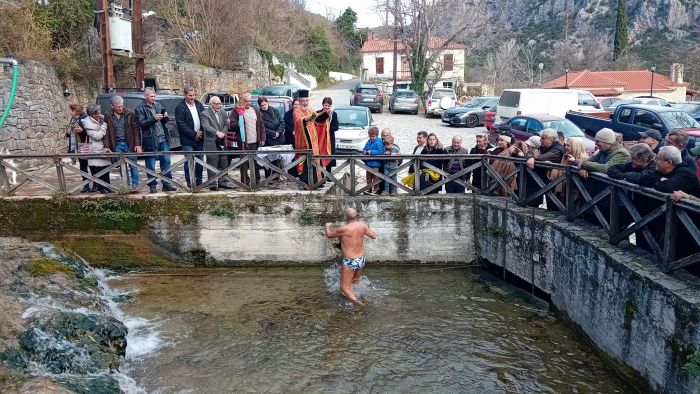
[[419, 133, 448, 194], [67, 103, 93, 193], [444, 135, 469, 194], [489, 134, 524, 197], [466, 134, 493, 189], [524, 128, 565, 209]]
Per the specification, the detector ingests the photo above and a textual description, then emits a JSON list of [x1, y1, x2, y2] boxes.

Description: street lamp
[[650, 65, 656, 97], [538, 63, 544, 85], [565, 68, 569, 88]]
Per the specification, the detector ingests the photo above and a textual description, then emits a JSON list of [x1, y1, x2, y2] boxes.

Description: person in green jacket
[[579, 128, 631, 179]]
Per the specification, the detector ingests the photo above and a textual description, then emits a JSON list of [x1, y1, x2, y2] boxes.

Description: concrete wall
[[473, 196, 700, 394], [148, 195, 475, 265]]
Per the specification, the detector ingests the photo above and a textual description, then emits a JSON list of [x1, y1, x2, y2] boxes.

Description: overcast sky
[[305, 0, 384, 28]]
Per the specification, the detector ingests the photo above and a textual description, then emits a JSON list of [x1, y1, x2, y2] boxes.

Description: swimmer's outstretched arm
[[324, 223, 340, 238], [365, 223, 377, 239]]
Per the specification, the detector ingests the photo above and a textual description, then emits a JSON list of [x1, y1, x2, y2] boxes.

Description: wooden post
[[413, 157, 421, 194], [662, 199, 678, 272], [517, 164, 527, 205], [97, 0, 115, 93], [609, 185, 620, 244], [350, 158, 356, 196], [248, 154, 257, 189], [53, 155, 67, 192], [119, 154, 129, 188], [565, 167, 575, 221], [132, 0, 144, 89]]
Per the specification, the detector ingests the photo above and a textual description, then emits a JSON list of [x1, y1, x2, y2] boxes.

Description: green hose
[[0, 61, 19, 129]]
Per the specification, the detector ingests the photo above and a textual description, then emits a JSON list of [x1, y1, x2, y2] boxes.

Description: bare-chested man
[[324, 207, 377, 304]]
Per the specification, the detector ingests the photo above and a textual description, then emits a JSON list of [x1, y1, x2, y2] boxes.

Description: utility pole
[[97, 0, 114, 93], [133, 0, 144, 90], [392, 0, 398, 91]]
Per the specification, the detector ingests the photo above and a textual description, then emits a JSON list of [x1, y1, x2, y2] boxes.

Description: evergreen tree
[[614, 0, 628, 61]]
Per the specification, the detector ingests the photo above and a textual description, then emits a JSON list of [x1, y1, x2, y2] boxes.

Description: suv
[[96, 92, 183, 149], [250, 95, 293, 119], [425, 88, 457, 118], [201, 92, 238, 115], [259, 84, 302, 99], [349, 84, 384, 113]]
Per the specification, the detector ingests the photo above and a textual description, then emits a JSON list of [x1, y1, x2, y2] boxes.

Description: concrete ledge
[[473, 196, 700, 394]]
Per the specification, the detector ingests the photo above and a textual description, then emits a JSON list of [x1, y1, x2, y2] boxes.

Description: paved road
[[310, 79, 488, 153]]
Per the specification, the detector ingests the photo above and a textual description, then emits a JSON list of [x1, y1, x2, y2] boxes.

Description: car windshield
[[542, 119, 584, 137], [336, 109, 368, 127], [577, 93, 598, 106], [462, 98, 488, 108], [499, 91, 520, 107], [432, 90, 454, 99], [250, 101, 287, 118], [394, 91, 417, 98], [260, 87, 289, 96], [674, 103, 700, 114], [357, 87, 379, 95], [659, 111, 700, 129]]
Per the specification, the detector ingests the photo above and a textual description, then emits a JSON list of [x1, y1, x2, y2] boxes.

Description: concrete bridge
[[1, 152, 700, 393]]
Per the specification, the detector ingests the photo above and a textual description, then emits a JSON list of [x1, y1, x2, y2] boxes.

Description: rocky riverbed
[[0, 237, 128, 393]]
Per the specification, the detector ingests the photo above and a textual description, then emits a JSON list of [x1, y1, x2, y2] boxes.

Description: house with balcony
[[361, 36, 466, 91], [542, 65, 688, 102]]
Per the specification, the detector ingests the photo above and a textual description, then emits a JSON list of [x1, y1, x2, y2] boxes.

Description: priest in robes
[[293, 89, 332, 184]]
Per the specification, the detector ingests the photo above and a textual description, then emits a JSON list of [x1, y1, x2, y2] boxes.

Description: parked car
[[201, 92, 238, 115], [250, 95, 293, 119], [389, 89, 419, 115], [496, 89, 578, 123], [598, 97, 621, 109], [570, 89, 602, 112], [442, 96, 499, 127], [349, 84, 384, 113], [484, 110, 496, 132], [258, 84, 302, 99], [96, 92, 183, 149], [425, 87, 457, 118], [333, 106, 376, 153], [605, 99, 641, 112], [496, 114, 596, 153], [565, 104, 700, 142], [630, 96, 672, 107], [673, 102, 700, 122]]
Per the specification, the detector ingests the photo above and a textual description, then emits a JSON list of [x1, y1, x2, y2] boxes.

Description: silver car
[[334, 106, 376, 154], [389, 89, 420, 115]]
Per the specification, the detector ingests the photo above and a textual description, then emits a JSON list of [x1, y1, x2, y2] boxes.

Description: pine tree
[[614, 0, 628, 61]]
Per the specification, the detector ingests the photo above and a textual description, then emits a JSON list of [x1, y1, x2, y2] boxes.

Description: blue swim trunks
[[342, 256, 366, 271]]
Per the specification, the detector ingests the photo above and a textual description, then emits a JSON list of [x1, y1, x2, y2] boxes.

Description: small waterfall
[[14, 245, 162, 393]]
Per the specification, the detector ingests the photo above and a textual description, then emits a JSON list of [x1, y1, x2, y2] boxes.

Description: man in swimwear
[[324, 207, 377, 304]]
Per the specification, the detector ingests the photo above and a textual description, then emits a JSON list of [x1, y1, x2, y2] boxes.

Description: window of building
[[376, 57, 384, 75], [443, 54, 453, 71]]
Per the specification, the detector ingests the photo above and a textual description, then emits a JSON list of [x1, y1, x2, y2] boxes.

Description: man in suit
[[408, 130, 428, 174], [175, 85, 205, 188], [200, 95, 232, 191]]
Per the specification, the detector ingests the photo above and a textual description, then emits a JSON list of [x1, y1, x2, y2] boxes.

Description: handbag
[[77, 137, 90, 154]]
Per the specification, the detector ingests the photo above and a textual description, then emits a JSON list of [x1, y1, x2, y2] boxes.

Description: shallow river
[[112, 266, 633, 393]]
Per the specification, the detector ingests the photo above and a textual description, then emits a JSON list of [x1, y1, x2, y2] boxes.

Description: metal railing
[[1, 151, 698, 273]]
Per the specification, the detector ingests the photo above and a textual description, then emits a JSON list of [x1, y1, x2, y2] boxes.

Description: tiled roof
[[543, 69, 687, 92], [362, 36, 465, 52]]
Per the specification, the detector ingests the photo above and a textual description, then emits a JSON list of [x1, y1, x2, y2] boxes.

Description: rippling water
[[112, 266, 633, 393]]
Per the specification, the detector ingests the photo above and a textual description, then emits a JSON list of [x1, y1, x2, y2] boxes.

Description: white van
[[496, 89, 579, 123], [570, 89, 602, 112]]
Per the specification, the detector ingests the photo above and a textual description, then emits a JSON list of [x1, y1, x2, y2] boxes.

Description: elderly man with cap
[[639, 129, 662, 154], [524, 128, 565, 208], [579, 128, 630, 179], [294, 89, 331, 184]]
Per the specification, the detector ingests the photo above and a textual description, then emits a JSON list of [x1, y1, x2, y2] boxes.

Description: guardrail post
[[305, 151, 313, 190], [0, 160, 10, 196], [413, 157, 421, 195], [517, 163, 527, 205], [248, 153, 257, 190], [350, 158, 356, 196], [565, 167, 574, 221], [187, 152, 196, 193], [53, 155, 67, 192], [609, 185, 620, 244], [662, 198, 678, 273], [479, 157, 487, 193], [119, 153, 129, 188]]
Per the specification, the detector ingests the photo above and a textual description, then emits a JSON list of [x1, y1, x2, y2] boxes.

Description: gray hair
[[209, 95, 221, 104], [541, 128, 558, 141], [242, 93, 252, 101], [183, 84, 195, 95], [629, 143, 654, 162], [144, 87, 155, 96], [86, 104, 101, 116], [110, 95, 124, 105], [344, 207, 358, 220], [658, 146, 682, 165], [667, 129, 689, 149]]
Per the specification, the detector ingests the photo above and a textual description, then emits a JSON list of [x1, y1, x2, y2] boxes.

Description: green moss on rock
[[25, 259, 74, 277]]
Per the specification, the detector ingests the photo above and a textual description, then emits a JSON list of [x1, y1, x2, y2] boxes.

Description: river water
[[111, 266, 633, 393]]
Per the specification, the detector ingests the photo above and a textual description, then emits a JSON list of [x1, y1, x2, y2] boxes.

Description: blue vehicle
[[674, 102, 700, 122], [565, 104, 700, 142]]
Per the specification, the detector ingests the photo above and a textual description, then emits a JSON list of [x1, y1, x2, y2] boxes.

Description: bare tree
[[376, 0, 493, 94]]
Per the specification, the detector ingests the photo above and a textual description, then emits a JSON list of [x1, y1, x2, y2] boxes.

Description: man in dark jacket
[[524, 128, 565, 209], [639, 129, 662, 154], [444, 135, 469, 193], [607, 143, 656, 183], [135, 87, 176, 193], [104, 95, 142, 191], [175, 85, 205, 188], [200, 96, 232, 191], [467, 134, 492, 190], [637, 146, 700, 195], [664, 129, 698, 170]]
